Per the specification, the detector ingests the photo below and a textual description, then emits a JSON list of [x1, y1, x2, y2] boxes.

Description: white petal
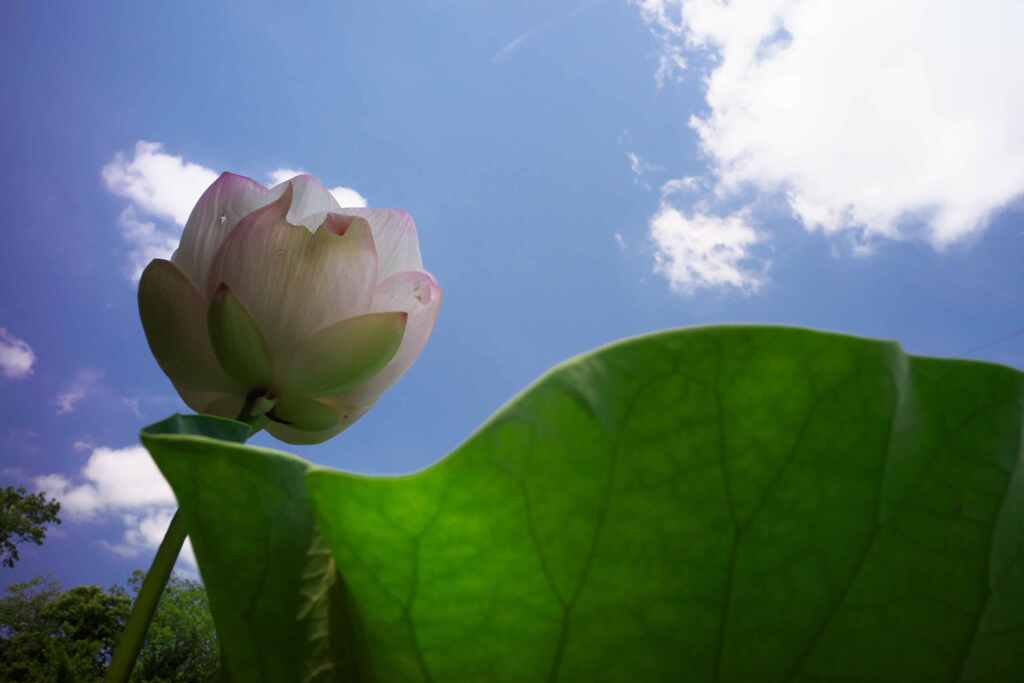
[[172, 173, 276, 289], [204, 186, 379, 356], [268, 173, 342, 231], [332, 208, 423, 279], [341, 270, 441, 405]]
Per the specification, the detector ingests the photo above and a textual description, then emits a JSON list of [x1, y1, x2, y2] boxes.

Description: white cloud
[[34, 473, 71, 497], [0, 328, 35, 380], [267, 168, 305, 187], [102, 141, 218, 226], [649, 203, 764, 293], [636, 1, 1024, 247], [54, 368, 103, 415], [329, 186, 369, 208], [34, 445, 174, 518], [268, 168, 368, 208], [102, 142, 217, 280], [33, 444, 195, 569], [117, 207, 180, 282], [101, 509, 196, 569]]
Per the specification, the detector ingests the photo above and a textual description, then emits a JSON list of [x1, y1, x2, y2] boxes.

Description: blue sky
[[2, 1, 1022, 589]]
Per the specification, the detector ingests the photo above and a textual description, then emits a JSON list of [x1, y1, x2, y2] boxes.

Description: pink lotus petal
[[140, 169, 441, 446], [332, 208, 423, 279], [341, 270, 441, 405], [173, 172, 274, 290], [205, 184, 379, 356]]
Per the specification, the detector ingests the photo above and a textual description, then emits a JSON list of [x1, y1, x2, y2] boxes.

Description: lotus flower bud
[[138, 173, 441, 444]]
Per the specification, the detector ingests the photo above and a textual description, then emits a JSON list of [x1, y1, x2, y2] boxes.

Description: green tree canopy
[[0, 486, 61, 568], [128, 570, 218, 683], [0, 576, 128, 682], [0, 573, 217, 683]]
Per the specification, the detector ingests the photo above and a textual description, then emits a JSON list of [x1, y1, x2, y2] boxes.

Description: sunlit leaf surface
[[143, 326, 1024, 682]]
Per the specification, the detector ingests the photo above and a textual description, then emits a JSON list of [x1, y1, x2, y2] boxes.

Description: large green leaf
[[141, 415, 364, 682], [143, 326, 1024, 682]]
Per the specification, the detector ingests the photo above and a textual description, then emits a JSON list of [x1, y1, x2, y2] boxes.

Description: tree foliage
[[0, 576, 129, 682], [0, 486, 61, 568], [0, 572, 217, 682], [127, 571, 218, 683]]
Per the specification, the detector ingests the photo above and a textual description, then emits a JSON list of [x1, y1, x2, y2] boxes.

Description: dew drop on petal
[[413, 282, 430, 305], [218, 215, 227, 225]]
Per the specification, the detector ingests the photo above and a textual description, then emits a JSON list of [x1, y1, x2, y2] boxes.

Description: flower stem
[[106, 410, 259, 683], [105, 509, 187, 682], [236, 388, 273, 428]]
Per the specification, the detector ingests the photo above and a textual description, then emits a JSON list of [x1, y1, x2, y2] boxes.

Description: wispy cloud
[[627, 152, 663, 180], [0, 328, 36, 380], [635, 0, 1024, 247], [34, 444, 195, 569], [54, 368, 104, 415], [631, 0, 687, 87]]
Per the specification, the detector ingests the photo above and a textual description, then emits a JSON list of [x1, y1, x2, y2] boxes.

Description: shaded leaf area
[[142, 417, 363, 683], [145, 327, 1024, 682]]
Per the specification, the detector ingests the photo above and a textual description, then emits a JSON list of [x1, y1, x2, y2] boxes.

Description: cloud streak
[[493, 0, 607, 63]]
